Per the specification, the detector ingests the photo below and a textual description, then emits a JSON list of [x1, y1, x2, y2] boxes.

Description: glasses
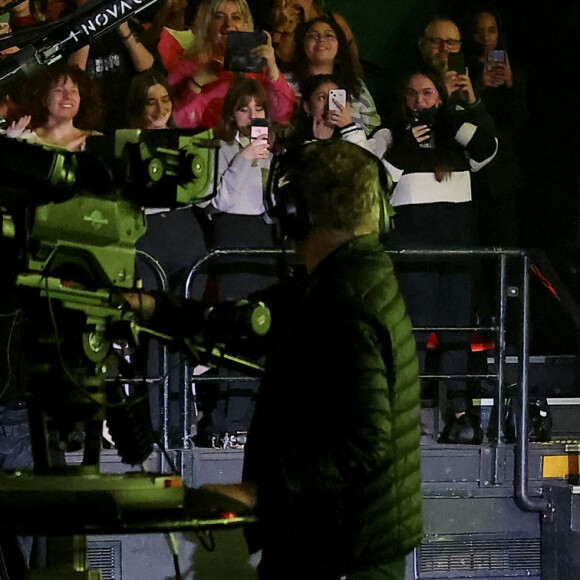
[[304, 32, 338, 43], [405, 88, 438, 99], [427, 37, 461, 49]]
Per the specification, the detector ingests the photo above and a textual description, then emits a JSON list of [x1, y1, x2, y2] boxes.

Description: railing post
[[136, 250, 170, 466], [494, 252, 508, 446], [514, 253, 549, 512]]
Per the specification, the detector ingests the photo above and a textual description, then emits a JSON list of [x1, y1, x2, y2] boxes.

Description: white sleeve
[[211, 141, 269, 215]]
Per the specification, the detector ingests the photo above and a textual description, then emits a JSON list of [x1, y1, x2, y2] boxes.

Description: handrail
[[181, 246, 574, 512], [514, 254, 550, 512], [136, 250, 171, 468], [181, 248, 290, 449]]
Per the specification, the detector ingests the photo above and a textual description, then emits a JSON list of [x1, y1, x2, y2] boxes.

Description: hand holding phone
[[242, 118, 270, 161], [411, 109, 435, 149], [224, 31, 268, 73], [487, 50, 506, 65], [484, 50, 512, 87], [250, 118, 269, 141]]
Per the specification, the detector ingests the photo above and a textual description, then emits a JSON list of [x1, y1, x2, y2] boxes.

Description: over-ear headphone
[[264, 140, 394, 242]]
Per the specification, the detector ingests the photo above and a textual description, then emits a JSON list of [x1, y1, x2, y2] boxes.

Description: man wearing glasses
[[419, 17, 477, 107], [419, 17, 462, 68]]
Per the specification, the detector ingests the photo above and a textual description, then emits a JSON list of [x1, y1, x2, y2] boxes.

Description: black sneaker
[[438, 413, 483, 444]]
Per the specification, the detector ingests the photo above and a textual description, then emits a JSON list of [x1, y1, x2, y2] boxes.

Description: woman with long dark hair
[[127, 70, 174, 129], [462, 6, 526, 248], [288, 15, 380, 135], [384, 67, 497, 444], [284, 73, 391, 157], [267, 0, 360, 74]]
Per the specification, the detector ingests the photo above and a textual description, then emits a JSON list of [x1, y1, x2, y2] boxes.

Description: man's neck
[[298, 228, 372, 273]]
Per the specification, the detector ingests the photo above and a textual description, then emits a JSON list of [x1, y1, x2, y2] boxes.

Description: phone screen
[[487, 50, 505, 63], [447, 53, 466, 75], [224, 31, 268, 73], [251, 119, 269, 141], [328, 89, 347, 111]]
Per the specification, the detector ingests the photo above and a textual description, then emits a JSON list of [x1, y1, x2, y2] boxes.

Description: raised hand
[[328, 99, 353, 128], [251, 31, 280, 81], [6, 115, 32, 139]]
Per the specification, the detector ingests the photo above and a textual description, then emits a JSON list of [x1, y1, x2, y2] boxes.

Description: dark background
[[324, 0, 580, 354]]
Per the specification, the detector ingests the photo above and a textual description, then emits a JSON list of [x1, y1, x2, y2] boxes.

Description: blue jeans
[[1, 406, 34, 570]]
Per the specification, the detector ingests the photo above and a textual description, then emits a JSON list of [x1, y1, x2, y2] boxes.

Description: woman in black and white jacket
[[383, 66, 498, 445]]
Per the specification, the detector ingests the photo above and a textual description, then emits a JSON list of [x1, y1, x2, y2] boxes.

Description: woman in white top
[[204, 76, 278, 300]]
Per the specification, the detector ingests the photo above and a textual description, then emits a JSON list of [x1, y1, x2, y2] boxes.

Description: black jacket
[[243, 233, 423, 577]]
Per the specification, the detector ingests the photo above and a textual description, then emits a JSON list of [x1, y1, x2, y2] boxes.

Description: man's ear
[[418, 37, 426, 54]]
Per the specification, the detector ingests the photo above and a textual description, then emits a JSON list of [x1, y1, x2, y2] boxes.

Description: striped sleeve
[[455, 122, 498, 172]]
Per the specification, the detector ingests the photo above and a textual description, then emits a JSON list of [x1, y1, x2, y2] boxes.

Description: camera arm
[[0, 0, 161, 87]]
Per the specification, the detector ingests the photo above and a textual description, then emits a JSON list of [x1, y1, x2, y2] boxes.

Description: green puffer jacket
[[244, 233, 423, 578]]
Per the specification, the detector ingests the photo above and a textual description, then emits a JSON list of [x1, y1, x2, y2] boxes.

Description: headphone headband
[[265, 140, 393, 241]]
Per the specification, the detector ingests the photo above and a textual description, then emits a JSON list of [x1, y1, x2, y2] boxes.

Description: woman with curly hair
[[5, 63, 102, 151], [267, 0, 360, 74], [288, 15, 379, 135]]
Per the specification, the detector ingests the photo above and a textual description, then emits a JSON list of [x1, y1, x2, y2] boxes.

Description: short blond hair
[[192, 0, 254, 57], [296, 141, 382, 233]]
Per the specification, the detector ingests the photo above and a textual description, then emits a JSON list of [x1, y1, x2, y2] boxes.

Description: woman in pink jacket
[[169, 0, 295, 130]]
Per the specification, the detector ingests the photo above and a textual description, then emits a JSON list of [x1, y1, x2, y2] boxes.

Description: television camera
[[0, 129, 270, 481]]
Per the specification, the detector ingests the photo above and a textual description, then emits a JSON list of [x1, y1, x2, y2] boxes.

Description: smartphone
[[447, 52, 466, 75], [224, 31, 268, 73], [411, 108, 435, 149], [487, 49, 506, 64], [328, 89, 347, 111], [411, 108, 436, 127], [250, 118, 269, 141]]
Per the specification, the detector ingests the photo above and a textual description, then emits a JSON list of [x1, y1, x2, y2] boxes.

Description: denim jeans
[[1, 405, 33, 572]]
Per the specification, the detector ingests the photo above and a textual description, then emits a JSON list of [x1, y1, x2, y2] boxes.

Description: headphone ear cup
[[265, 150, 311, 241], [279, 184, 310, 240]]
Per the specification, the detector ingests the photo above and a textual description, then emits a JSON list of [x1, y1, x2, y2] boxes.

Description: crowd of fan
[[1, 0, 525, 444]]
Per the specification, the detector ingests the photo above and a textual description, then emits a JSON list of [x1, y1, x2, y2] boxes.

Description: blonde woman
[[169, 0, 294, 129]]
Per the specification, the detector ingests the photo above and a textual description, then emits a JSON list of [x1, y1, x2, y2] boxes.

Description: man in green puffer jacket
[[126, 140, 423, 579], [239, 140, 423, 579]]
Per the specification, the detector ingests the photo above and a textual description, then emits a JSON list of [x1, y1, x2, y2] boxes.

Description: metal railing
[[136, 250, 171, 467], [177, 246, 580, 513]]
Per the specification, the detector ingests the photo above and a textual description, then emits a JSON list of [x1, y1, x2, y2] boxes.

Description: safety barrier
[[178, 246, 580, 513], [136, 250, 171, 469]]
